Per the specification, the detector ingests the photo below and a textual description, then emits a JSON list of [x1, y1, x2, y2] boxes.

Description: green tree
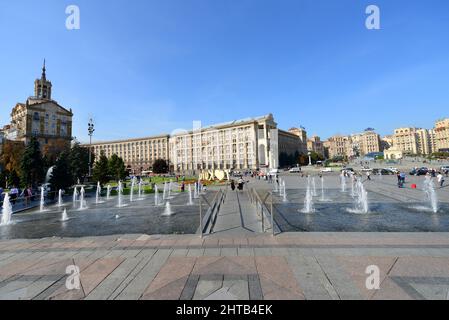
[[49, 151, 74, 191], [69, 142, 90, 183], [7, 170, 21, 188], [20, 137, 45, 186], [93, 151, 110, 185], [152, 159, 169, 174], [108, 154, 126, 181]]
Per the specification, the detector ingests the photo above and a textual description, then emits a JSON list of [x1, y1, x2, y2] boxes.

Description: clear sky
[[1, 0, 448, 143]]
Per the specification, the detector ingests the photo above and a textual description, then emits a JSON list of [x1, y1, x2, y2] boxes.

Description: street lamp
[[88, 119, 95, 177], [308, 151, 312, 166]]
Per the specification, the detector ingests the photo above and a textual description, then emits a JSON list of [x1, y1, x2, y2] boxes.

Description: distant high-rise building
[[434, 118, 449, 152], [307, 136, 325, 156], [391, 127, 435, 155]]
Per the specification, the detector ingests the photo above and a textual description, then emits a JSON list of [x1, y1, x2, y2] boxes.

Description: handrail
[[198, 188, 226, 237], [249, 187, 279, 236]]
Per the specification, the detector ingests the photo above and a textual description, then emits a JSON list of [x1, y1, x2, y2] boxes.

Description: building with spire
[[2, 61, 73, 149]]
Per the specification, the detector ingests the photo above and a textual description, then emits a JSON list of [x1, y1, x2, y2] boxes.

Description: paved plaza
[[1, 173, 449, 300]]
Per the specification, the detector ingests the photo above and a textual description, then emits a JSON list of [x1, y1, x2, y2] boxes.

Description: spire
[[42, 59, 46, 80]]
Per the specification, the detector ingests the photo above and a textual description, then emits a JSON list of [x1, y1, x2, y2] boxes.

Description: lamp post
[[88, 119, 95, 177], [308, 151, 312, 166]]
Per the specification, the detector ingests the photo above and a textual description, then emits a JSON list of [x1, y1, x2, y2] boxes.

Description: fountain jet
[[1, 193, 13, 226]]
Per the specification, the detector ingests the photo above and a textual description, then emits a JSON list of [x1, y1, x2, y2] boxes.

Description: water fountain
[[58, 189, 63, 207], [73, 187, 79, 207], [130, 177, 135, 202], [301, 177, 315, 213], [350, 175, 356, 197], [348, 180, 369, 214], [106, 185, 111, 200], [424, 176, 439, 213], [138, 179, 143, 199], [168, 180, 172, 199], [117, 181, 124, 207], [61, 209, 69, 222], [194, 182, 199, 199], [1, 193, 13, 226], [341, 173, 347, 193], [312, 177, 318, 197], [163, 182, 167, 200], [79, 187, 87, 210], [282, 180, 287, 202], [155, 185, 160, 205], [188, 184, 194, 205], [96, 182, 103, 204], [163, 201, 173, 216], [320, 176, 330, 202], [40, 187, 46, 212]]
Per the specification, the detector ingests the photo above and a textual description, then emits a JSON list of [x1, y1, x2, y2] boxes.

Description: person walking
[[366, 171, 371, 181], [238, 178, 244, 191], [230, 180, 236, 191], [437, 172, 445, 188]]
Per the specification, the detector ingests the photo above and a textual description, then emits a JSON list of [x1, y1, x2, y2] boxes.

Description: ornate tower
[[34, 59, 52, 100]]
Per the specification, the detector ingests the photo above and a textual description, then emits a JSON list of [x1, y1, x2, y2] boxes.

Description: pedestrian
[[230, 180, 236, 191], [10, 185, 19, 204], [437, 172, 445, 187], [181, 182, 185, 192], [238, 178, 244, 191], [366, 171, 371, 181]]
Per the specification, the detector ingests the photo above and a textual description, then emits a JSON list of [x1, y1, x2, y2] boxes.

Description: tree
[[152, 159, 169, 174], [69, 142, 90, 183], [109, 154, 126, 181], [42, 138, 70, 164], [49, 151, 74, 191], [93, 151, 110, 185], [20, 137, 45, 186], [0, 140, 25, 177], [7, 170, 21, 188]]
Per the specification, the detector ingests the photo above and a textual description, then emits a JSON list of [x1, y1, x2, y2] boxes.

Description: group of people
[[0, 185, 35, 206], [230, 178, 245, 191]]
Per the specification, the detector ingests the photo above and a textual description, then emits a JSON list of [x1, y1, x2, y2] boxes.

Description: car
[[289, 167, 301, 173], [372, 168, 395, 175], [269, 169, 280, 175], [388, 167, 399, 174], [361, 168, 373, 172], [409, 167, 429, 176], [441, 166, 449, 172], [320, 168, 332, 173]]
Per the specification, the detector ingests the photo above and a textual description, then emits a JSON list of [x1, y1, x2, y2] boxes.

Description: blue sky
[[1, 0, 448, 143]]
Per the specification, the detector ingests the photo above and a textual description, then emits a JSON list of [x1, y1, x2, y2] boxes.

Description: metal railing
[[0, 189, 63, 212], [198, 188, 227, 238], [247, 188, 278, 236]]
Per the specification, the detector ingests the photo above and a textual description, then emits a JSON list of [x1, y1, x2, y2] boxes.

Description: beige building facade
[[169, 114, 280, 173], [3, 62, 73, 148], [87, 135, 170, 173], [351, 131, 381, 156], [434, 118, 449, 152], [391, 127, 435, 155], [307, 136, 325, 156]]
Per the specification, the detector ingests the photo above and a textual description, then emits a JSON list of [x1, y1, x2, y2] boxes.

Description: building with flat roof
[[169, 114, 280, 173], [86, 135, 170, 174]]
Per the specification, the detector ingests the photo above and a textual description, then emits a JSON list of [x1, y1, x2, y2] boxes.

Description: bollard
[[199, 196, 203, 239], [271, 192, 274, 237]]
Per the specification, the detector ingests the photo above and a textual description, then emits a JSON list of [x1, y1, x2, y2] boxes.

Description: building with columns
[[169, 114, 280, 174]]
